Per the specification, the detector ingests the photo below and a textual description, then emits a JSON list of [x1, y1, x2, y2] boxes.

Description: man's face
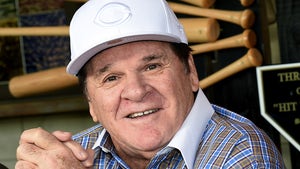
[[85, 41, 199, 157]]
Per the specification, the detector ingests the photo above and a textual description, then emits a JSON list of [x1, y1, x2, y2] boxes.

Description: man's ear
[[188, 54, 199, 92], [87, 98, 99, 123]]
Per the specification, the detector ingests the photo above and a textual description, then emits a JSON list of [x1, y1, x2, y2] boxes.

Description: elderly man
[[16, 0, 285, 168]]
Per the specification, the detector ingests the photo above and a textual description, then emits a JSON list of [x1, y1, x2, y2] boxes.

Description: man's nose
[[120, 74, 150, 102]]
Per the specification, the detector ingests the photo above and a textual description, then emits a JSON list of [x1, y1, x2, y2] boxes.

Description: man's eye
[[104, 76, 118, 82], [146, 64, 159, 71]]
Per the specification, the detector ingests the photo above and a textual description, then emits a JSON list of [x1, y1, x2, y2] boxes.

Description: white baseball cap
[[67, 0, 187, 75]]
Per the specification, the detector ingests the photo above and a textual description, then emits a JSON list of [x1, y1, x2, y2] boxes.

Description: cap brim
[[66, 34, 182, 75]]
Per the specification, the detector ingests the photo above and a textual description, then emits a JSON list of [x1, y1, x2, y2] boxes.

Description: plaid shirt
[[73, 96, 285, 168]]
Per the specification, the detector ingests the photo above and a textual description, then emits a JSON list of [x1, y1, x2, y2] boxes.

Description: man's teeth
[[128, 109, 158, 118]]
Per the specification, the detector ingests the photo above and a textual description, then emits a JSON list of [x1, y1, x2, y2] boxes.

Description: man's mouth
[[127, 109, 159, 118]]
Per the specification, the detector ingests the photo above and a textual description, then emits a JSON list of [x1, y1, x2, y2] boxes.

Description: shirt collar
[[92, 89, 214, 169], [167, 89, 214, 169], [92, 128, 106, 150]]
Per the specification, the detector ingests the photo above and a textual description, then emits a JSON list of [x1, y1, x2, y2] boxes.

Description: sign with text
[[256, 63, 300, 151]]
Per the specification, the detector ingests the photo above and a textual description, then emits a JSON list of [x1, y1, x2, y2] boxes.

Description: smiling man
[[77, 40, 199, 169], [16, 0, 285, 169]]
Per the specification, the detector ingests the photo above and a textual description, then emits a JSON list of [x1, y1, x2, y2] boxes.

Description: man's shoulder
[[72, 124, 104, 149], [195, 105, 284, 168], [211, 104, 260, 134], [207, 104, 277, 151]]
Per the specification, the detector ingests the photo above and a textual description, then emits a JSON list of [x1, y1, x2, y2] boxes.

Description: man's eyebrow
[[142, 54, 164, 62], [94, 54, 164, 76], [95, 63, 112, 76]]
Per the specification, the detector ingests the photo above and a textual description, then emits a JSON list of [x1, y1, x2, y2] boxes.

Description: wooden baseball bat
[[181, 18, 220, 43], [180, 0, 216, 8], [0, 18, 219, 43], [191, 29, 256, 54], [240, 0, 255, 7], [0, 26, 69, 36], [199, 48, 263, 89], [9, 67, 78, 98], [168, 2, 255, 29]]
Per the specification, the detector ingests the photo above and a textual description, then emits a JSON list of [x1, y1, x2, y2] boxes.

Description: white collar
[[92, 89, 214, 169], [167, 89, 214, 169], [92, 128, 106, 150]]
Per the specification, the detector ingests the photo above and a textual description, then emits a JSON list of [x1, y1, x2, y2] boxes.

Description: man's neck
[[116, 148, 151, 169]]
